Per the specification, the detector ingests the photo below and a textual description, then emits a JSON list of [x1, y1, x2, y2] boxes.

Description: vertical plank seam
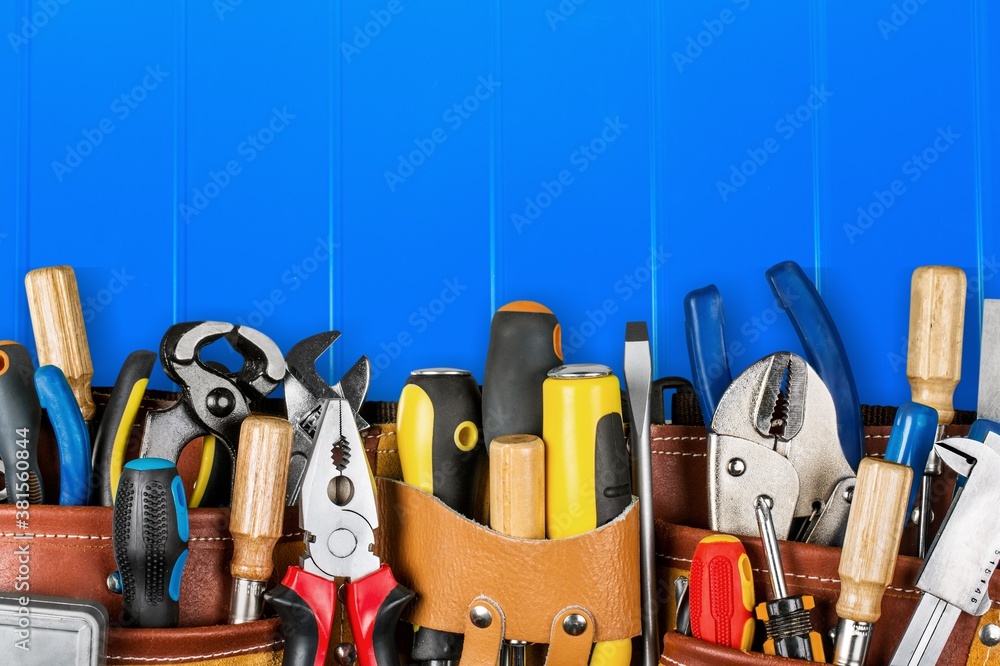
[[648, 0, 663, 375], [809, 0, 828, 290], [15, 0, 31, 344], [172, 0, 188, 324], [971, 0, 989, 330], [489, 0, 503, 315], [328, 0, 339, 380]]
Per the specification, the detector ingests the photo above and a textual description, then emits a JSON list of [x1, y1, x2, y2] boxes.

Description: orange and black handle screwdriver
[[543, 363, 632, 666], [483, 301, 562, 450], [398, 368, 485, 666], [689, 534, 756, 650], [754, 496, 825, 662]]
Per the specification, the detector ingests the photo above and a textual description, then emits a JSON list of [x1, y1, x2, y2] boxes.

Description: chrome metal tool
[[624, 322, 658, 666], [709, 352, 855, 545], [890, 433, 1000, 666]]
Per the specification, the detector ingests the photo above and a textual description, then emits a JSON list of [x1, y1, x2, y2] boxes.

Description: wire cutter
[[265, 398, 413, 666]]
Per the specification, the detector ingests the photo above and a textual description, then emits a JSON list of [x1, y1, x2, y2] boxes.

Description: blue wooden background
[[1, 1, 996, 410]]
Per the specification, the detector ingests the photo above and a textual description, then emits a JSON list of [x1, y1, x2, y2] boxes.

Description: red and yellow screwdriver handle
[[689, 535, 755, 650], [266, 564, 413, 666]]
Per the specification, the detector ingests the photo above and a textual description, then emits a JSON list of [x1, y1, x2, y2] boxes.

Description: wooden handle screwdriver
[[229, 415, 293, 624], [25, 266, 96, 422], [490, 434, 545, 666], [833, 402, 936, 666], [907, 266, 966, 556]]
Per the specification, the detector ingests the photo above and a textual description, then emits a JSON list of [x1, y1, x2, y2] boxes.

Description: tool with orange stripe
[[483, 301, 562, 451], [689, 534, 755, 650]]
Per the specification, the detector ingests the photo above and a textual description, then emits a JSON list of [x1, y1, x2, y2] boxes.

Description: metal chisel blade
[[979, 299, 1000, 422], [890, 593, 962, 666]]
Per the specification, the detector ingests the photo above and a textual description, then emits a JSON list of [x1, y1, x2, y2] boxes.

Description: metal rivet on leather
[[106, 571, 122, 594], [980, 623, 1000, 647], [333, 643, 357, 665], [562, 613, 588, 636], [470, 605, 494, 629]]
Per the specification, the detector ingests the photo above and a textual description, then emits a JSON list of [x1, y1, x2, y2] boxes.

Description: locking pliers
[[709, 352, 856, 545]]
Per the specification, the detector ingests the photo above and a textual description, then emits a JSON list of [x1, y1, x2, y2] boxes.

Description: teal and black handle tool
[[112, 458, 189, 628]]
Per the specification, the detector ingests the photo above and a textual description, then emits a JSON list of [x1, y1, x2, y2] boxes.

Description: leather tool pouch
[[651, 418, 1000, 666], [369, 436, 642, 666]]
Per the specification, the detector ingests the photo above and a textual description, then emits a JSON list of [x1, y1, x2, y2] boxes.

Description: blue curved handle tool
[[766, 261, 865, 470], [35, 365, 91, 505], [684, 285, 732, 424], [885, 401, 938, 514]]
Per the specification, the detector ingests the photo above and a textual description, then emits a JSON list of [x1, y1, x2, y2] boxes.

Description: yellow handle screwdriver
[[543, 363, 632, 666], [398, 368, 485, 666]]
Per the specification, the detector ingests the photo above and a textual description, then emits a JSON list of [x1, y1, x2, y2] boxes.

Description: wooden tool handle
[[836, 457, 912, 623], [25, 266, 95, 420], [907, 266, 967, 424], [490, 434, 545, 539], [230, 415, 293, 581]]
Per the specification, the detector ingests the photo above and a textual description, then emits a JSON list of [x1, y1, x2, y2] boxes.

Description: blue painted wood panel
[[2, 0, 996, 412]]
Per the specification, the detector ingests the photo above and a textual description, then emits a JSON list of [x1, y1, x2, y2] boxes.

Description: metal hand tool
[[624, 322, 659, 666], [139, 322, 285, 506], [92, 350, 156, 506], [906, 266, 966, 557], [689, 534, 755, 650], [675, 577, 691, 636], [0, 341, 42, 504], [397, 368, 485, 666], [483, 300, 562, 451], [890, 434, 1000, 666], [229, 415, 293, 624], [754, 496, 825, 661], [767, 261, 864, 470], [543, 363, 632, 666], [490, 434, 545, 666], [685, 262, 864, 471], [265, 399, 414, 666], [833, 402, 936, 666], [111, 458, 190, 628], [284, 331, 369, 506], [709, 352, 855, 545], [25, 266, 96, 423], [684, 286, 732, 422], [35, 365, 91, 506], [971, 299, 1000, 441]]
